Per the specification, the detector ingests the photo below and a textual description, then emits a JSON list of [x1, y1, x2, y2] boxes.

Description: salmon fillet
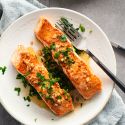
[[11, 45, 74, 116], [35, 17, 102, 99]]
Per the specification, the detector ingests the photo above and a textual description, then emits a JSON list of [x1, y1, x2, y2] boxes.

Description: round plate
[[0, 8, 116, 125]]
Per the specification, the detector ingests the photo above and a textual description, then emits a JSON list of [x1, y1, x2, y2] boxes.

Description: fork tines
[[55, 19, 80, 42]]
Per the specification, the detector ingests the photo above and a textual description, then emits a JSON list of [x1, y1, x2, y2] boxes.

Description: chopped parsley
[[51, 118, 54, 120], [37, 73, 45, 81], [54, 48, 74, 66], [58, 34, 67, 42], [57, 95, 62, 99], [29, 84, 41, 100], [16, 73, 29, 88], [42, 46, 74, 92], [14, 87, 21, 96], [0, 66, 7, 75], [64, 57, 75, 65], [49, 78, 60, 86], [16, 73, 42, 101], [50, 43, 56, 50], [46, 95, 54, 103], [54, 51, 60, 59], [47, 87, 53, 94], [26, 104, 30, 107], [24, 71, 30, 77], [79, 24, 85, 32], [61, 50, 68, 57], [59, 48, 75, 66], [23, 96, 31, 102]]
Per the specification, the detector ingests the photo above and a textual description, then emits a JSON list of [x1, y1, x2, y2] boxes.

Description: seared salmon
[[12, 45, 74, 116], [35, 17, 102, 99]]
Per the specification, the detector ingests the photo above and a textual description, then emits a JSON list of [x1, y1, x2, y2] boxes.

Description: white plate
[[0, 8, 116, 125]]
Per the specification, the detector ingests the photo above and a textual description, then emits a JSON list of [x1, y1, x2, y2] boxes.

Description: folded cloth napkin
[[0, 0, 125, 125]]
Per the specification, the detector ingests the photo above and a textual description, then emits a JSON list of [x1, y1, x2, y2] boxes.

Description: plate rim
[[0, 7, 116, 125]]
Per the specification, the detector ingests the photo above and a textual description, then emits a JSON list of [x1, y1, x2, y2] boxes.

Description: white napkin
[[0, 0, 125, 125]]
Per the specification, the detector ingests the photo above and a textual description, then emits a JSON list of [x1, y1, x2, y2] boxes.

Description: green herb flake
[[49, 78, 60, 86], [79, 24, 85, 32], [89, 29, 93, 34], [57, 95, 62, 99], [50, 43, 56, 50], [26, 104, 30, 107], [46, 95, 54, 103], [47, 87, 53, 94], [16, 73, 28, 88], [42, 45, 74, 92], [61, 50, 68, 57], [59, 35, 67, 42], [51, 118, 54, 120], [66, 57, 75, 65], [54, 52, 60, 59], [24, 71, 30, 77], [66, 48, 72, 52], [0, 66, 7, 75], [14, 87, 21, 96], [23, 96, 31, 102], [36, 73, 45, 81]]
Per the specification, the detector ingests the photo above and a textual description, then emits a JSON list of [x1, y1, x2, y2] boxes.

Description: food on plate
[[11, 45, 74, 116], [35, 17, 102, 99]]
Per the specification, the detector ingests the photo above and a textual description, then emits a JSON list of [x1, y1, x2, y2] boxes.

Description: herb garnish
[[16, 73, 42, 101], [51, 118, 54, 120], [14, 87, 21, 96], [57, 95, 62, 99], [50, 43, 56, 50], [0, 66, 7, 75], [46, 95, 54, 103], [54, 51, 60, 59], [26, 104, 30, 107], [37, 73, 45, 81], [53, 48, 74, 65], [42, 47, 74, 92], [59, 48, 75, 65], [58, 34, 67, 42], [24, 71, 30, 77], [16, 73, 29, 88], [79, 24, 85, 32], [23, 96, 31, 102]]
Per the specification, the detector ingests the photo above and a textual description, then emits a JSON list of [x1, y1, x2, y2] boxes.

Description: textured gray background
[[0, 0, 125, 124]]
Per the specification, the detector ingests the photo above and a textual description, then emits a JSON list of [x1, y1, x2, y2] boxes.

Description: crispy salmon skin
[[11, 45, 74, 116], [35, 17, 102, 99]]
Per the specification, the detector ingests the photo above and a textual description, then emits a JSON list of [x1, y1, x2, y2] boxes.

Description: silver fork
[[56, 18, 125, 93]]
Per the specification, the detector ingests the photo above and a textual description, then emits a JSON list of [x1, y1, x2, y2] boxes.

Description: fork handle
[[86, 49, 125, 92]]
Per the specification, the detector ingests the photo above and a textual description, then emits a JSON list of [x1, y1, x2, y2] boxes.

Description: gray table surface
[[0, 0, 125, 124]]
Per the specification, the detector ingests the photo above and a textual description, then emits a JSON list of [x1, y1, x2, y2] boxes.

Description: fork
[[55, 18, 125, 93]]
